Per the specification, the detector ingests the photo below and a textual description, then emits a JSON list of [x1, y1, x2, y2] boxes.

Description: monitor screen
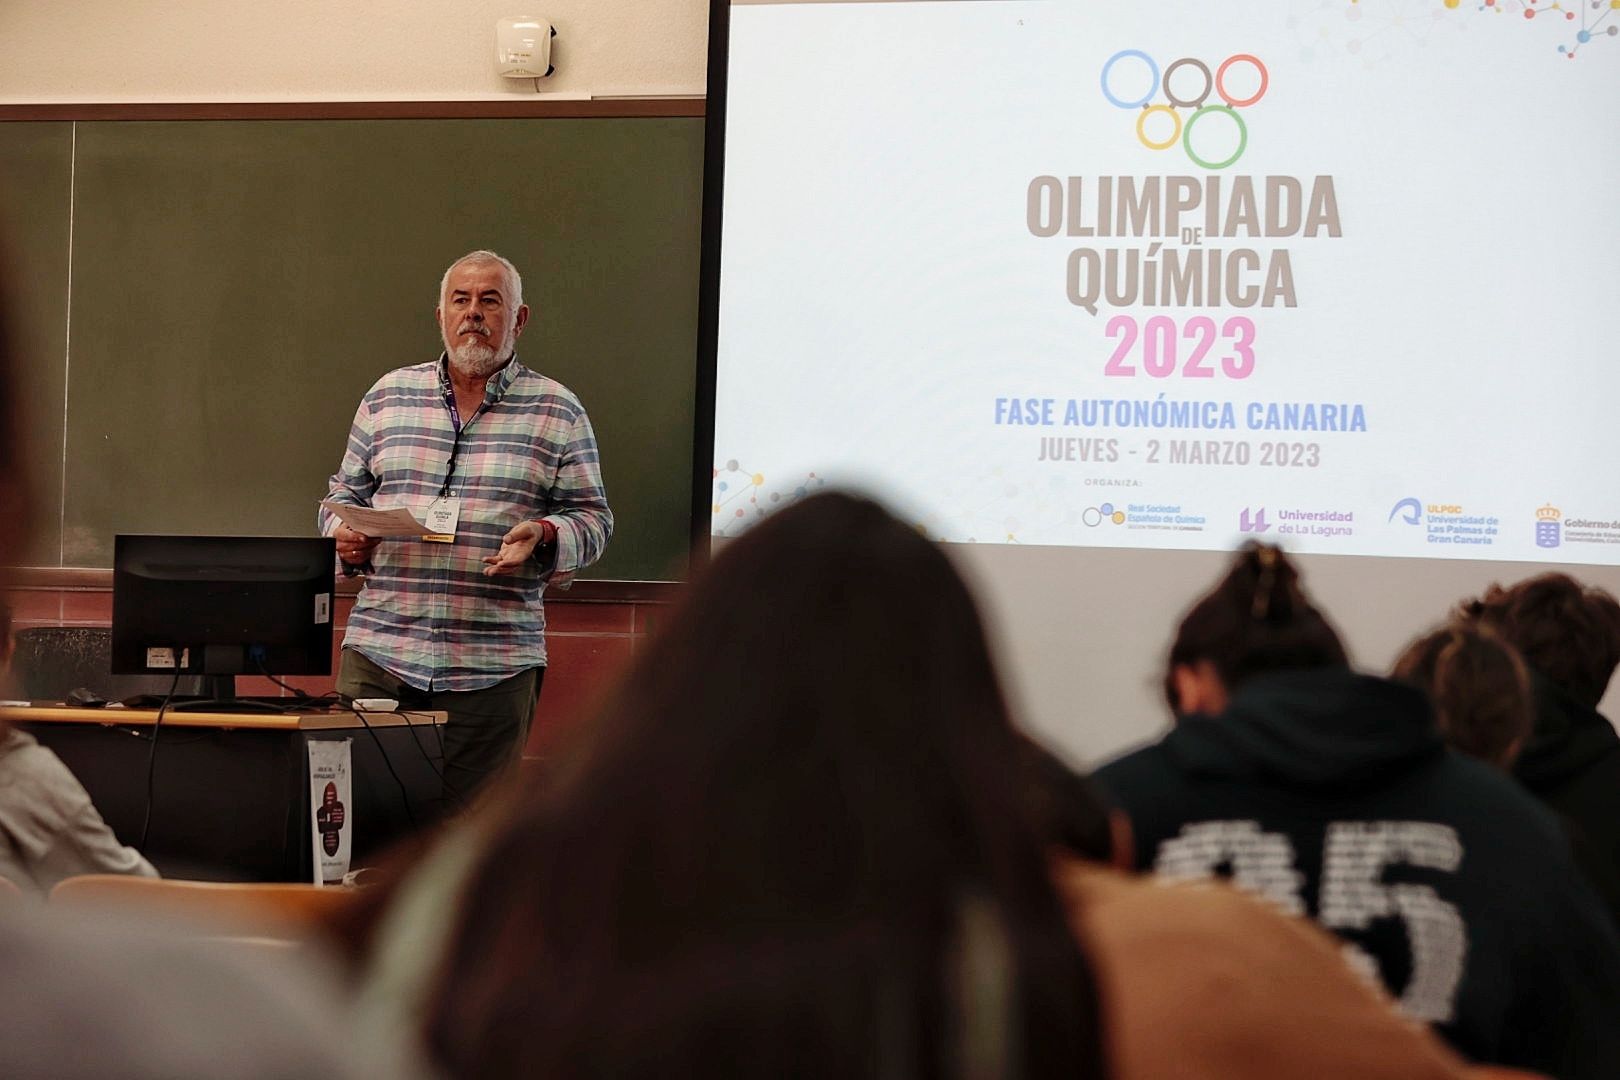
[[111, 536, 337, 693]]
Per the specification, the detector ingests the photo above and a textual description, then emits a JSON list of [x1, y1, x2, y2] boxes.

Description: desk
[[2, 705, 449, 882]]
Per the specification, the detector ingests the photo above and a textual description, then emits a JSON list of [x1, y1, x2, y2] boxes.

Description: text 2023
[[1104, 315, 1255, 379]]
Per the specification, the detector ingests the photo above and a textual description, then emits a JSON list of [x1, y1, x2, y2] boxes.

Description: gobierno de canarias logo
[[1100, 51, 1269, 170]]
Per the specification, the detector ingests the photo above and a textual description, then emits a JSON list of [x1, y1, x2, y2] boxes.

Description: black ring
[[1163, 57, 1212, 109]]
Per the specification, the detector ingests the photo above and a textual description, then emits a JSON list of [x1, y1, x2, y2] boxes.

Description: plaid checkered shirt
[[318, 355, 613, 691]]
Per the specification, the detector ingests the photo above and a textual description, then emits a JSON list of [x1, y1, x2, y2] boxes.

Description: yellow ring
[[1136, 104, 1182, 151]]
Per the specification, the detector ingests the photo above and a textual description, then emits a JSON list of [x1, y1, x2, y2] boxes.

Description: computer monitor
[[111, 535, 337, 706]]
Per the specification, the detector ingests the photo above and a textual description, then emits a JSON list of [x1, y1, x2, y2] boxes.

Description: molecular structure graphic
[[711, 460, 826, 537], [1355, 0, 1620, 57]]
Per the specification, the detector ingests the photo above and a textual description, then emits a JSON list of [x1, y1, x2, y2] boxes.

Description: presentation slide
[[711, 0, 1620, 564]]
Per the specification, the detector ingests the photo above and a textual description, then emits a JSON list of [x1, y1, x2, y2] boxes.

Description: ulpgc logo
[[1388, 497, 1423, 525], [1392, 499, 1498, 548], [1100, 51, 1269, 170]]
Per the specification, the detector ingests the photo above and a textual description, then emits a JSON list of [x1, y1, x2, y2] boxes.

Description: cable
[[136, 670, 181, 855], [251, 656, 337, 713], [253, 655, 427, 831], [416, 707, 448, 764], [397, 708, 466, 810], [340, 696, 418, 831]]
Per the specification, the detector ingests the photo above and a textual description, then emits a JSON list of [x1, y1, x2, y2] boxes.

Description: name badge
[[422, 496, 462, 543]]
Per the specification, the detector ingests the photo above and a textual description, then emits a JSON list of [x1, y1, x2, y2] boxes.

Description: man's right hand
[[335, 523, 381, 567]]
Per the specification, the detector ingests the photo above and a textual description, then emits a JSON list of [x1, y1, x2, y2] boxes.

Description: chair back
[[49, 874, 356, 940], [11, 627, 206, 702]]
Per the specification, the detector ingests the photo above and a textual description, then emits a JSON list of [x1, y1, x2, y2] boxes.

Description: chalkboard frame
[[0, 97, 705, 600], [690, 1, 732, 570]]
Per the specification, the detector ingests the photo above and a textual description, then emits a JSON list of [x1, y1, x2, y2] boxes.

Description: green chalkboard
[[0, 122, 72, 569], [0, 117, 702, 580]]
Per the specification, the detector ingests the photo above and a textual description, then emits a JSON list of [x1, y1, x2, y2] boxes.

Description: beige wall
[[0, 0, 709, 102]]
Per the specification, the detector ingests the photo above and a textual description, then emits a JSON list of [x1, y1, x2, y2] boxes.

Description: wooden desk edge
[[2, 705, 446, 731]]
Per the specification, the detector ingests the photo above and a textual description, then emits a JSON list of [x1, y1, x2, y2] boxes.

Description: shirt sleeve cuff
[[544, 518, 579, 588]]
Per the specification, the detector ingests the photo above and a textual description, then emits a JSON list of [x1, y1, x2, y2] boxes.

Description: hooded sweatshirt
[[1092, 668, 1620, 1080], [1512, 674, 1620, 929]]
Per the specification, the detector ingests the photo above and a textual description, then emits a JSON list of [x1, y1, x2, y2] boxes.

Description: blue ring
[[1101, 50, 1159, 109]]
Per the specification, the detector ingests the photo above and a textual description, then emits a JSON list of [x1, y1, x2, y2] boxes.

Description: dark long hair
[[422, 492, 1106, 1078], [1165, 542, 1349, 711]]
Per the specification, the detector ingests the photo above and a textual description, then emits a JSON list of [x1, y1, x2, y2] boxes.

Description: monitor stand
[[163, 675, 289, 714]]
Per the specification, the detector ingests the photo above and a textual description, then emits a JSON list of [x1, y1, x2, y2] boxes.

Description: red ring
[[1216, 54, 1268, 108]]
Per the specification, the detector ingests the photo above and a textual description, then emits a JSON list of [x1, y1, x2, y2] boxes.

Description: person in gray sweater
[[0, 601, 157, 897]]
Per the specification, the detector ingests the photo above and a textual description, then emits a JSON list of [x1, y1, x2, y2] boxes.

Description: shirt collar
[[436, 353, 524, 405]]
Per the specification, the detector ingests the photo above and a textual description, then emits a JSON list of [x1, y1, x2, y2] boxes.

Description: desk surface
[[11, 702, 449, 882], [2, 704, 446, 732]]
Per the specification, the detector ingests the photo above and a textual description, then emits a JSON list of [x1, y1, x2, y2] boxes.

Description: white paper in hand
[[319, 500, 432, 538]]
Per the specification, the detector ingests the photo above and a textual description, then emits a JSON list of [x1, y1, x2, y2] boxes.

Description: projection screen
[[697, 0, 1620, 762]]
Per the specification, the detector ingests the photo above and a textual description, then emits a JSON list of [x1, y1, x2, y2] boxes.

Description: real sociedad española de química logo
[[1083, 502, 1128, 527], [1101, 51, 1268, 170]]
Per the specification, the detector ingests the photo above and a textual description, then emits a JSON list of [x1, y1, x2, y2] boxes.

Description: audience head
[[1392, 622, 1533, 768], [1165, 542, 1349, 717], [425, 490, 1105, 1078], [1456, 573, 1620, 710]]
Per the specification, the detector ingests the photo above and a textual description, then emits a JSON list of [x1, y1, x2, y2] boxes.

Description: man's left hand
[[483, 520, 554, 577]]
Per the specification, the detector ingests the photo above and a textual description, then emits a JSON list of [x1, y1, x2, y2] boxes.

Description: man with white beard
[[320, 250, 613, 800]]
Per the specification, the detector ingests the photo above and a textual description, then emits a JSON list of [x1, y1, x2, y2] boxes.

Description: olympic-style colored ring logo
[[1082, 503, 1127, 527], [1100, 50, 1269, 170]]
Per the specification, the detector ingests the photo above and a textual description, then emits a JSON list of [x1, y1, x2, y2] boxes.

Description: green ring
[[1183, 105, 1247, 170]]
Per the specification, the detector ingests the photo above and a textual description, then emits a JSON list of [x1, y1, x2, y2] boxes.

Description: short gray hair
[[439, 250, 524, 311]]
